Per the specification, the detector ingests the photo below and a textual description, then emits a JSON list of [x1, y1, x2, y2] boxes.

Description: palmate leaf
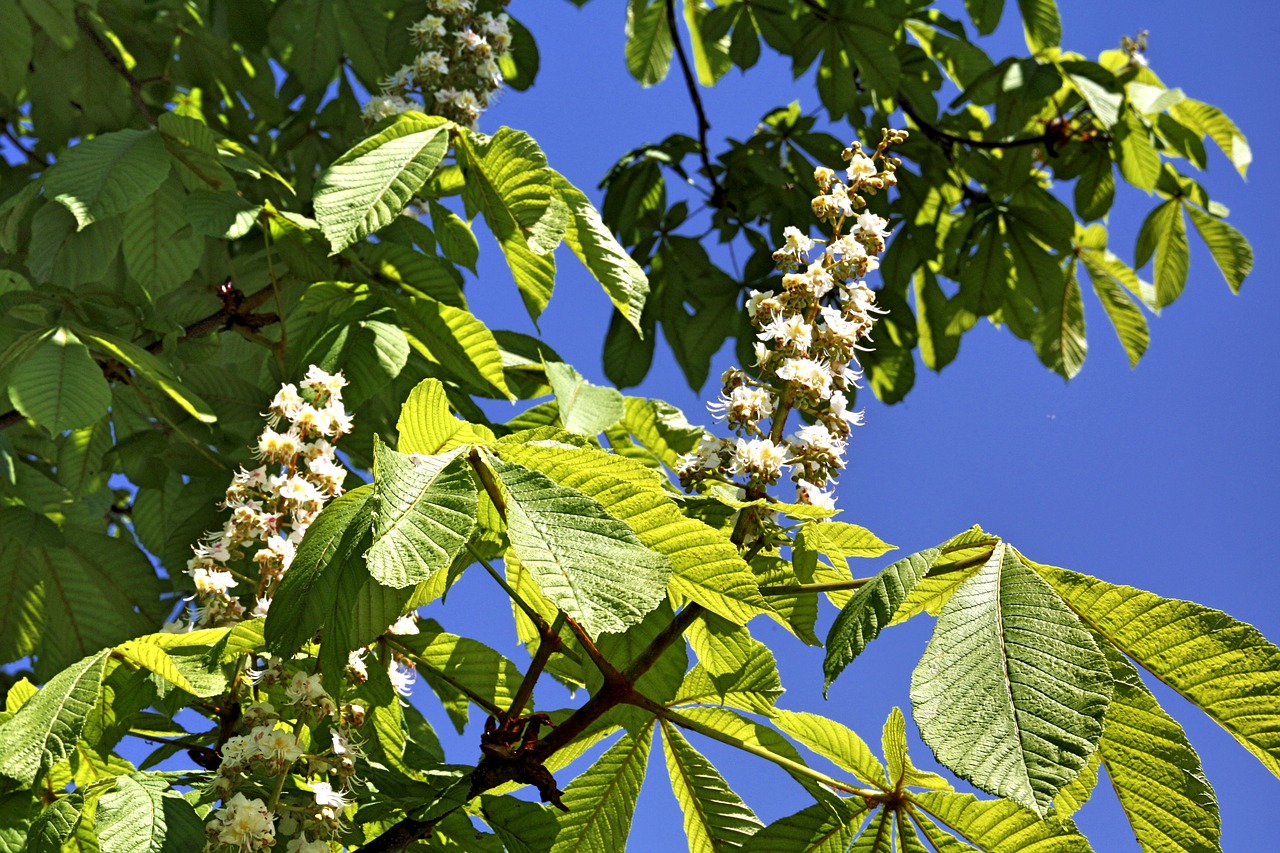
[[1135, 198, 1190, 308], [42, 128, 171, 229], [81, 331, 217, 423], [911, 794, 1093, 852], [1032, 260, 1087, 380], [661, 720, 764, 852], [1029, 558, 1280, 781], [1015, 0, 1061, 52], [1081, 249, 1149, 369], [495, 440, 768, 625], [313, 112, 450, 254], [396, 377, 489, 456], [1186, 205, 1252, 293], [771, 710, 889, 790], [456, 127, 567, 321], [121, 179, 202, 301], [0, 649, 109, 787], [848, 809, 896, 853], [551, 725, 653, 853], [1096, 644, 1222, 853], [393, 293, 513, 399], [393, 623, 525, 727], [8, 328, 111, 434], [481, 794, 560, 853], [882, 708, 951, 792], [626, 0, 674, 85], [484, 451, 670, 639], [366, 439, 478, 589], [909, 543, 1112, 816], [823, 548, 940, 693]]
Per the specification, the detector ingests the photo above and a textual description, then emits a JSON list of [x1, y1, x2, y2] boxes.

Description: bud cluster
[[678, 130, 908, 512], [363, 0, 513, 127], [178, 365, 353, 629]]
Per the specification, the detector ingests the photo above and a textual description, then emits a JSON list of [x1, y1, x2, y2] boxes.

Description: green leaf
[[620, 396, 702, 470], [882, 707, 950, 792], [457, 128, 567, 322], [481, 794, 560, 853], [0, 5, 33, 101], [743, 801, 867, 853], [551, 726, 653, 853], [43, 129, 171, 229], [367, 439, 478, 589], [1030, 559, 1280, 781], [964, 0, 1005, 34], [121, 180, 202, 300], [1115, 112, 1162, 192], [485, 452, 671, 639], [1016, 0, 1060, 51], [1081, 250, 1149, 369], [550, 172, 650, 335], [394, 623, 526, 724], [113, 638, 209, 698], [909, 543, 1113, 816], [1061, 62, 1122, 128], [546, 361, 625, 436], [683, 0, 732, 85], [661, 719, 764, 851], [95, 774, 204, 853], [80, 331, 217, 423], [1135, 199, 1189, 308], [1074, 144, 1115, 221], [676, 615, 783, 715], [1052, 751, 1100, 820], [394, 293, 514, 399], [1096, 644, 1222, 853], [396, 378, 482, 455], [428, 199, 480, 273], [824, 549, 940, 693], [313, 113, 450, 254], [771, 709, 889, 790], [626, 0, 673, 86], [1186, 206, 1252, 293], [8, 328, 111, 434], [1170, 98, 1251, 176], [911, 793, 1094, 852], [266, 484, 378, 656], [1033, 260, 1087, 380], [801, 522, 896, 563], [28, 793, 85, 853], [494, 441, 767, 626], [0, 649, 109, 787]]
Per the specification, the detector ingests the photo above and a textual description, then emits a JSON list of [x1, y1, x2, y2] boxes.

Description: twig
[[75, 8, 156, 125], [896, 95, 1054, 151], [665, 0, 726, 207], [759, 578, 872, 595], [504, 612, 565, 722], [0, 119, 46, 167]]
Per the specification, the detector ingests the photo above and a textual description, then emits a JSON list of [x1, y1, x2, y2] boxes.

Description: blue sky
[[421, 1, 1280, 849]]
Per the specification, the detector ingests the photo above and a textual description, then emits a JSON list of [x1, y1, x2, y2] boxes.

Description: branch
[[896, 94, 1053, 151], [504, 612, 565, 723], [664, 0, 726, 207], [75, 7, 156, 126], [0, 119, 47, 168]]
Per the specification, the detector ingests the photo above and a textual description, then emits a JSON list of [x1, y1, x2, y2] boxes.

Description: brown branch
[[75, 7, 156, 126], [665, 0, 726, 207], [896, 94, 1054, 151], [503, 612, 565, 723]]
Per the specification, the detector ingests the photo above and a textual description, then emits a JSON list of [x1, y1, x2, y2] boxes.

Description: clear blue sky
[[416, 1, 1280, 849]]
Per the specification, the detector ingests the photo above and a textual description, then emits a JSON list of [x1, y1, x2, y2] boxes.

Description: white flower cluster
[[181, 366, 352, 629], [362, 0, 512, 127], [678, 130, 909, 512]]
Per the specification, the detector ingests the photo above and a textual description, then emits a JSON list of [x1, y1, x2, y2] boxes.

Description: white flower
[[363, 94, 415, 123], [388, 659, 417, 698], [828, 391, 865, 427], [757, 313, 813, 352], [708, 386, 775, 424], [845, 153, 877, 184], [285, 671, 328, 705], [852, 211, 890, 242], [277, 474, 323, 505], [219, 734, 259, 768], [254, 726, 303, 765], [416, 50, 449, 77], [312, 781, 349, 811], [781, 226, 814, 257], [434, 86, 461, 104], [745, 289, 776, 320], [190, 567, 237, 596], [776, 357, 834, 398], [213, 793, 275, 849], [729, 438, 791, 480], [790, 423, 846, 467], [813, 166, 836, 191], [387, 613, 420, 635], [796, 479, 837, 510]]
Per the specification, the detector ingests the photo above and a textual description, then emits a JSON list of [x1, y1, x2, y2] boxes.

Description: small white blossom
[[845, 153, 877, 184]]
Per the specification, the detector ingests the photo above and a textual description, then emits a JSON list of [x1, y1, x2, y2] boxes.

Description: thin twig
[[665, 0, 726, 206], [896, 95, 1053, 151], [0, 120, 46, 167], [75, 8, 156, 125], [504, 612, 565, 723], [759, 578, 872, 596]]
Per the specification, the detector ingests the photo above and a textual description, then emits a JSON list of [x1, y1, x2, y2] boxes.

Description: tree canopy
[[0, 1, 1271, 852]]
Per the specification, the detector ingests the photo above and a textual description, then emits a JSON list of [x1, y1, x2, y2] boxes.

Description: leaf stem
[[759, 578, 873, 595], [504, 611, 565, 723]]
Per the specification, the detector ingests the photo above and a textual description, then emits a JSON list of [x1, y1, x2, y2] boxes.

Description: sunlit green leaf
[[1186, 205, 1252, 293], [0, 649, 109, 787], [662, 719, 764, 851], [552, 726, 653, 853], [8, 328, 111, 434], [43, 129, 170, 229]]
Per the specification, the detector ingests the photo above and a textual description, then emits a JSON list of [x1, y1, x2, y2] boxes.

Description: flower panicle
[[678, 129, 908, 514], [363, 0, 512, 127]]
